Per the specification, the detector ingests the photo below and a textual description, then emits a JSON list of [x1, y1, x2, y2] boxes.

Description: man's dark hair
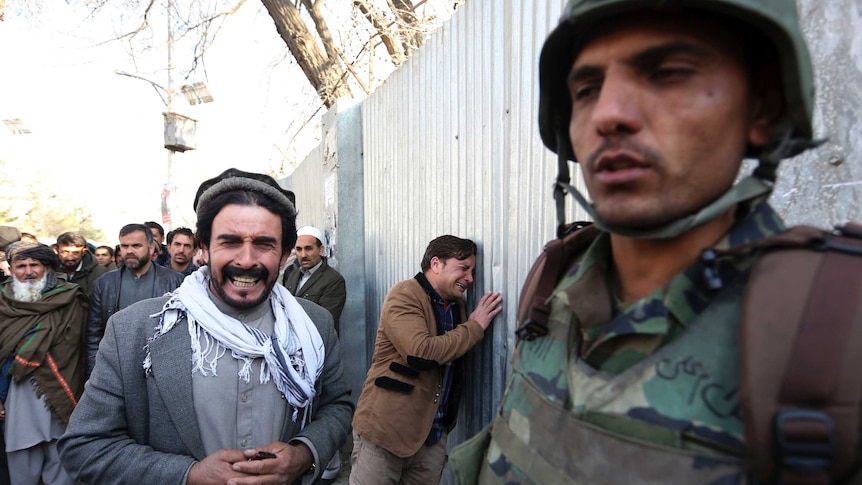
[[167, 227, 196, 247], [196, 191, 297, 253], [144, 221, 165, 239], [420, 235, 477, 272], [96, 245, 114, 257], [120, 224, 155, 246], [56, 232, 88, 248]]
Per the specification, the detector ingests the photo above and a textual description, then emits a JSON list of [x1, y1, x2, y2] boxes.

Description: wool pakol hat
[[193, 168, 296, 218]]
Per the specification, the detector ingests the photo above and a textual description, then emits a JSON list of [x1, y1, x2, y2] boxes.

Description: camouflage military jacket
[[451, 202, 786, 484]]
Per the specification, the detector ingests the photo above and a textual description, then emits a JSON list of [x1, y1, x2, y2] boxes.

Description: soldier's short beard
[[12, 273, 47, 302]]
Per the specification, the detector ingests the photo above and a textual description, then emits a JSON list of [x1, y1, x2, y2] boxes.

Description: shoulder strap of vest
[[738, 223, 862, 484], [515, 222, 598, 341]]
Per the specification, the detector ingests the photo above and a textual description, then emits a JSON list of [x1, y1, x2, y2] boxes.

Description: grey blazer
[[59, 295, 354, 485]]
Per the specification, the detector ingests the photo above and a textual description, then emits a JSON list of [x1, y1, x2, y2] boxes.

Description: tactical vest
[[467, 260, 749, 484], [451, 223, 862, 484]]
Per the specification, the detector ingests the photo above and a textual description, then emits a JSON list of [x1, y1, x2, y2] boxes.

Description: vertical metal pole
[[165, 0, 174, 231]]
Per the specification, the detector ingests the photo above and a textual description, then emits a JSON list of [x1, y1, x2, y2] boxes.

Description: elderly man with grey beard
[[0, 241, 88, 485]]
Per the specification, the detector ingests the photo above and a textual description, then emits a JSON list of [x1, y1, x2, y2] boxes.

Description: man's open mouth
[[231, 276, 260, 287]]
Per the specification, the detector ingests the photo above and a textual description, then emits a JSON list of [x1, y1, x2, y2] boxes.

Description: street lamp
[[181, 82, 214, 105], [2, 118, 31, 134], [166, 83, 214, 151]]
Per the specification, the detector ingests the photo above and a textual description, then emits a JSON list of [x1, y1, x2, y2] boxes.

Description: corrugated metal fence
[[360, 0, 586, 446]]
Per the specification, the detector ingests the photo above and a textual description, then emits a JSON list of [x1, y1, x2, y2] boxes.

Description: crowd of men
[[1, 0, 859, 483], [0, 222, 193, 484], [0, 167, 502, 485]]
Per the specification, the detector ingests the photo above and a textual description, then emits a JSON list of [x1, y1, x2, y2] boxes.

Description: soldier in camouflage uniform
[[449, 0, 843, 483]]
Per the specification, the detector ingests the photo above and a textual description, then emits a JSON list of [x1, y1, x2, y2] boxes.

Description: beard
[[211, 265, 274, 309], [12, 273, 47, 302], [124, 253, 148, 270], [61, 259, 80, 272]]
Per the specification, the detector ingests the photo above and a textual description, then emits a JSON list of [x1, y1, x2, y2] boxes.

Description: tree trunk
[[260, 0, 352, 107]]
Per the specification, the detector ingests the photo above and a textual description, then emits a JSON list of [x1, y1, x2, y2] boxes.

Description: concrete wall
[[771, 0, 862, 226]]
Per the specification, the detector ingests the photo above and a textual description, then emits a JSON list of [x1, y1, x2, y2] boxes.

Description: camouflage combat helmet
[[539, 0, 820, 239]]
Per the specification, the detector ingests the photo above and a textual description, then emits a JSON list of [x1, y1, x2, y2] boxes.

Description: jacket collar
[[414, 272, 464, 331]]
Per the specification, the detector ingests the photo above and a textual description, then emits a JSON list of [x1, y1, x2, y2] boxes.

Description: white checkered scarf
[[144, 265, 324, 425]]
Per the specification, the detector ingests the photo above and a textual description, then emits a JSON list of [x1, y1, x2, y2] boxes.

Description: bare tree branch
[[181, 0, 248, 81], [335, 45, 370, 95], [42, 0, 459, 120], [353, 0, 406, 66], [389, 0, 424, 54]]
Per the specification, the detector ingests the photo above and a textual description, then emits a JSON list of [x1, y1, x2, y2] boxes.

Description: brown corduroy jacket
[[352, 276, 484, 457]]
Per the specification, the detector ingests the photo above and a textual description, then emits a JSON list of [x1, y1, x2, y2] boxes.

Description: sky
[[0, 1, 323, 244]]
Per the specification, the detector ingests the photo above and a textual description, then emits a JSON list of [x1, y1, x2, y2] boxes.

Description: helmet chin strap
[[554, 131, 574, 239], [554, 127, 825, 240], [560, 175, 773, 240]]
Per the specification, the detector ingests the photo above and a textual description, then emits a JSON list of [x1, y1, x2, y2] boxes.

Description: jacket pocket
[[374, 376, 414, 394]]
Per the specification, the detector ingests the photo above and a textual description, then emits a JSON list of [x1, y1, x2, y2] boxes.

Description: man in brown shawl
[[0, 241, 88, 485]]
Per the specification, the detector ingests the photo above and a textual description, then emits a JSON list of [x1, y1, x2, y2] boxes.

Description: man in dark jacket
[[56, 232, 107, 298], [85, 223, 184, 376], [283, 226, 346, 334]]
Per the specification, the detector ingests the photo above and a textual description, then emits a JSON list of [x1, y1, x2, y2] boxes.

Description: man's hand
[[228, 442, 314, 485], [186, 449, 251, 485], [469, 291, 503, 330], [193, 249, 206, 267]]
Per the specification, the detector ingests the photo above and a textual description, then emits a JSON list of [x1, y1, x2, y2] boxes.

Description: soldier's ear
[[748, 62, 784, 147]]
